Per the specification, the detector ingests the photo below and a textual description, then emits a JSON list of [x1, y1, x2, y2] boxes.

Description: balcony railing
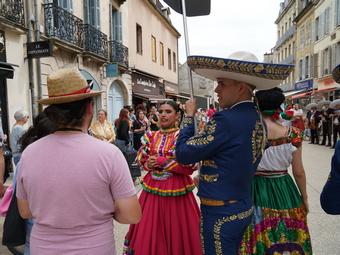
[[44, 3, 83, 48], [275, 26, 296, 49], [83, 24, 108, 59], [279, 54, 295, 65], [0, 0, 25, 26], [109, 40, 128, 67]]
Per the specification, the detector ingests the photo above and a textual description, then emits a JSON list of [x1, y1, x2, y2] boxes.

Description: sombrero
[[330, 99, 340, 110], [187, 51, 294, 90], [38, 68, 103, 105], [332, 64, 340, 83]]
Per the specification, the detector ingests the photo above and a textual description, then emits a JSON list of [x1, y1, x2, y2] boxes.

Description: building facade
[[178, 63, 216, 109], [126, 0, 180, 111], [0, 0, 30, 136], [292, 0, 316, 104], [274, 0, 297, 92], [313, 0, 340, 101]]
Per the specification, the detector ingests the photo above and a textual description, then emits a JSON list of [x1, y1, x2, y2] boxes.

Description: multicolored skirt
[[239, 174, 312, 255], [123, 189, 203, 255]]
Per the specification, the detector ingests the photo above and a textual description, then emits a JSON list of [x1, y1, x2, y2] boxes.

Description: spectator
[[90, 109, 116, 143], [10, 110, 29, 166], [16, 68, 141, 254], [207, 103, 216, 120], [115, 108, 131, 152], [132, 110, 147, 151]]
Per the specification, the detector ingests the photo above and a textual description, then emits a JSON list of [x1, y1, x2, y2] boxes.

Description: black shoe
[[327, 144, 332, 147], [321, 143, 326, 145], [331, 146, 335, 149]]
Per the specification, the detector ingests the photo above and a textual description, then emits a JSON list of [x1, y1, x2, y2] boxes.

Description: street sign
[[27, 40, 52, 58], [106, 63, 119, 77]]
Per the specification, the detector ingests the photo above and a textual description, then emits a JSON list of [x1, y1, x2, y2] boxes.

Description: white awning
[[284, 89, 306, 97]]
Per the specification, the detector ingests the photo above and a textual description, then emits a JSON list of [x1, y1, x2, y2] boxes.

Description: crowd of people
[[0, 52, 339, 255]]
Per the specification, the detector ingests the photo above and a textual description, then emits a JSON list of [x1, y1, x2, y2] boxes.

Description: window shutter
[[332, 44, 336, 69], [329, 46, 332, 73], [96, 0, 100, 29], [69, 0, 73, 12], [310, 54, 314, 78], [302, 58, 306, 79], [84, 0, 88, 24], [118, 11, 122, 43]]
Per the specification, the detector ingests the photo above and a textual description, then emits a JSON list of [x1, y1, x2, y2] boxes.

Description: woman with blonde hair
[[90, 109, 115, 143]]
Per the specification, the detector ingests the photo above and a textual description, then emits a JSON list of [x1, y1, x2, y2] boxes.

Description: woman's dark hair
[[136, 109, 145, 120], [255, 87, 285, 112], [19, 112, 56, 152], [115, 108, 129, 127], [44, 98, 92, 128], [160, 100, 180, 112]]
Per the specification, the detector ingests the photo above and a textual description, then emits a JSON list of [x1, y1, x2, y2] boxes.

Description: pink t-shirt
[[16, 132, 136, 255]]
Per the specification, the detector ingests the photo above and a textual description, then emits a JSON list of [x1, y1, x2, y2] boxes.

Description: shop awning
[[313, 87, 337, 93], [0, 61, 18, 79], [291, 90, 312, 99], [133, 93, 167, 102], [284, 89, 306, 97]]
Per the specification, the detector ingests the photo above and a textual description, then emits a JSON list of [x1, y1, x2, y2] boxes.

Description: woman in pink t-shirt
[[16, 69, 141, 255]]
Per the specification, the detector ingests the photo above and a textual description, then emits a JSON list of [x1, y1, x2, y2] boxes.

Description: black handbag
[[123, 146, 141, 179], [2, 187, 26, 247]]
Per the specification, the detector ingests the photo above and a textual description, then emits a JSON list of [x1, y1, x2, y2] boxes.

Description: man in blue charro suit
[[176, 51, 294, 254], [320, 64, 340, 215]]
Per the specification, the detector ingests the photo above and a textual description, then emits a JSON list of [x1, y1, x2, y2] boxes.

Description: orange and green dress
[[123, 128, 202, 255], [239, 127, 312, 255]]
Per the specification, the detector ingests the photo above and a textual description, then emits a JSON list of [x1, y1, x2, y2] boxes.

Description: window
[[336, 43, 340, 68], [323, 48, 330, 75], [173, 52, 176, 72], [299, 59, 303, 80], [278, 52, 280, 62], [300, 26, 305, 48], [336, 0, 340, 26], [160, 42, 164, 66], [168, 49, 171, 70], [305, 56, 309, 78], [58, 0, 73, 11], [112, 10, 122, 42], [278, 30, 280, 39], [313, 53, 319, 78], [315, 17, 319, 41], [289, 44, 291, 55], [136, 24, 142, 54], [151, 36, 157, 62], [85, 0, 100, 29], [285, 47, 287, 58], [324, 7, 330, 35]]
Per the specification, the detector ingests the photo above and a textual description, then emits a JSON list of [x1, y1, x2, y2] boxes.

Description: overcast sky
[[160, 0, 283, 64]]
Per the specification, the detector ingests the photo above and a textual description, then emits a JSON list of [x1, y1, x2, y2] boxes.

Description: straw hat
[[187, 51, 294, 90], [38, 68, 103, 105]]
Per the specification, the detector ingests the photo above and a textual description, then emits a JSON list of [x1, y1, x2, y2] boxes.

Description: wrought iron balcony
[[44, 3, 83, 49], [279, 54, 295, 65], [83, 24, 108, 59], [109, 40, 128, 67], [275, 26, 296, 49], [0, 0, 25, 26]]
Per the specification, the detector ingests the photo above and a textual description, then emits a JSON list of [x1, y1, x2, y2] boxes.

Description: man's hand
[[185, 99, 197, 117]]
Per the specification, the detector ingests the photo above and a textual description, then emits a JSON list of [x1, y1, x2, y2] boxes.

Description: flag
[[163, 0, 210, 17]]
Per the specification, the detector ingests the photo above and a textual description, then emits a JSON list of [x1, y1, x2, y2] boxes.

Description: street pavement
[[0, 142, 339, 254]]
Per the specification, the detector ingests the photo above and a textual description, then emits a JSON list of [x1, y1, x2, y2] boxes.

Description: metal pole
[[25, 0, 38, 117], [34, 0, 43, 113], [180, 0, 195, 100]]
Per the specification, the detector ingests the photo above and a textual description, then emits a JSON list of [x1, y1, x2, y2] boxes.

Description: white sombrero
[[38, 68, 103, 105], [187, 51, 294, 90]]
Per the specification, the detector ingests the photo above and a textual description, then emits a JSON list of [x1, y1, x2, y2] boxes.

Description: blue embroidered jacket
[[320, 141, 340, 215], [176, 102, 265, 201]]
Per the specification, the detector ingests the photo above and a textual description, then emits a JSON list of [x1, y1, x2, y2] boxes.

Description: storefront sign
[[294, 79, 313, 90], [27, 40, 52, 58], [106, 63, 118, 77], [164, 81, 179, 95], [132, 71, 164, 96]]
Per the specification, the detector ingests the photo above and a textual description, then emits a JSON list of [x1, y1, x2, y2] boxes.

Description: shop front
[[291, 79, 314, 106], [131, 70, 166, 109], [314, 75, 339, 101], [164, 81, 179, 101]]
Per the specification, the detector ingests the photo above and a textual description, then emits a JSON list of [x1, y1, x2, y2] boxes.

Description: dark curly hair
[[255, 87, 285, 112]]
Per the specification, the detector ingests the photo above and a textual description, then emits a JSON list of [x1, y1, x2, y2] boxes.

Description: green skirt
[[239, 174, 312, 255]]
